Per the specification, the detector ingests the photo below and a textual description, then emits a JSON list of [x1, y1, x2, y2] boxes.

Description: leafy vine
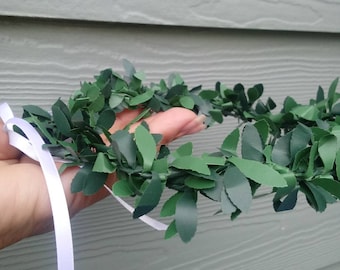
[[21, 60, 340, 242]]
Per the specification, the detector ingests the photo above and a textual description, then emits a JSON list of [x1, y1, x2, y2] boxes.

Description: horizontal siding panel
[[2, 195, 340, 270], [0, 19, 340, 269], [0, 0, 340, 33]]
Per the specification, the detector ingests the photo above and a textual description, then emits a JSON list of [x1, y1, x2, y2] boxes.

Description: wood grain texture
[[0, 18, 340, 269], [0, 0, 340, 33]]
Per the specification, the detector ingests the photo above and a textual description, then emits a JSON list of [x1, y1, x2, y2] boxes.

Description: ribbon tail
[[104, 185, 168, 231]]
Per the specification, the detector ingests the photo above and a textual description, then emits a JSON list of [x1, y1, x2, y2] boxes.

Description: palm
[[0, 107, 204, 248]]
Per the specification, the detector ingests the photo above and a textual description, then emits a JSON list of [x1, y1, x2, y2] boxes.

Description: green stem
[[124, 107, 152, 131]]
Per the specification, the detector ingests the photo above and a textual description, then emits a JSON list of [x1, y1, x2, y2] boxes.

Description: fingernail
[[196, 114, 206, 126], [178, 114, 207, 137]]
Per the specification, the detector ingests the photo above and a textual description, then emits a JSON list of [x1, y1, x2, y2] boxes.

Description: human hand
[[0, 107, 205, 249]]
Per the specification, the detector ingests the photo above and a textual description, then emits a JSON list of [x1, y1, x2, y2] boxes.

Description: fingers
[[103, 108, 206, 146], [0, 120, 22, 161], [108, 108, 143, 133], [65, 108, 205, 218], [100, 108, 142, 145], [129, 107, 206, 145]]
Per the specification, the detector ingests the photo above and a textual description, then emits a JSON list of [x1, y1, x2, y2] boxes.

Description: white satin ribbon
[[103, 185, 168, 231], [0, 103, 168, 269], [0, 103, 74, 270]]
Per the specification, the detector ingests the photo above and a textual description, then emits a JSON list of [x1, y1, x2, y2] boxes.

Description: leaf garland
[[20, 59, 340, 242]]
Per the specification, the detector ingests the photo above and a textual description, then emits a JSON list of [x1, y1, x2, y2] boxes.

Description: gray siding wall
[[0, 2, 340, 269]]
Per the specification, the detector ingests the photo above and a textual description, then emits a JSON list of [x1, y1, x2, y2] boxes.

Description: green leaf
[[336, 151, 340, 180], [133, 173, 163, 218], [81, 82, 100, 102], [229, 156, 287, 187], [316, 86, 325, 103], [311, 127, 330, 142], [175, 190, 197, 243], [273, 188, 298, 212], [157, 145, 170, 160], [179, 96, 195, 109], [312, 178, 340, 200], [327, 77, 339, 111], [223, 166, 252, 212], [247, 84, 263, 104], [201, 153, 226, 166], [109, 93, 125, 109], [234, 83, 249, 110], [266, 97, 276, 110], [220, 128, 239, 156], [290, 124, 312, 159], [272, 132, 292, 166], [147, 96, 162, 111], [166, 84, 187, 101], [230, 209, 242, 220], [71, 164, 90, 193], [113, 76, 128, 91], [255, 100, 268, 114], [160, 192, 182, 217], [81, 128, 103, 144], [318, 134, 337, 172], [209, 109, 223, 123], [96, 109, 116, 130], [133, 71, 146, 81], [241, 125, 263, 162], [83, 171, 108, 195], [171, 156, 210, 175], [292, 147, 310, 172], [135, 124, 157, 171], [172, 142, 193, 158], [317, 186, 337, 204], [201, 175, 224, 201], [305, 143, 318, 178], [283, 96, 298, 112], [168, 73, 184, 87], [88, 94, 105, 112], [164, 220, 177, 240], [92, 152, 116, 173], [113, 179, 134, 197], [301, 182, 327, 212], [254, 119, 270, 144], [69, 97, 88, 114], [291, 105, 320, 121], [331, 103, 340, 115], [152, 158, 168, 174], [22, 105, 51, 119], [331, 126, 340, 142], [111, 130, 136, 168], [122, 58, 136, 77], [185, 175, 215, 189], [129, 90, 154, 106], [58, 161, 82, 175], [71, 163, 108, 195], [52, 99, 72, 136], [272, 164, 297, 189], [199, 90, 218, 100], [220, 190, 237, 214], [23, 114, 57, 144], [263, 145, 273, 163]]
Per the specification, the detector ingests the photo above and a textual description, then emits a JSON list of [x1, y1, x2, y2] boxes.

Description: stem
[[124, 107, 152, 131]]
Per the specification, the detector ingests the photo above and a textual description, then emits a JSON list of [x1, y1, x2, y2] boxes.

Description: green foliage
[[20, 60, 340, 243]]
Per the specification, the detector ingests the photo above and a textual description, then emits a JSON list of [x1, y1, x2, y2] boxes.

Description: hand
[[0, 107, 205, 249]]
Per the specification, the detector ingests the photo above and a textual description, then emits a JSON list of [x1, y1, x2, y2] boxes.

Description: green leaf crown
[[21, 60, 340, 242]]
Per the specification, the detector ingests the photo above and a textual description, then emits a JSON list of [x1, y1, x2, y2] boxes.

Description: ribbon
[[0, 103, 74, 270], [103, 185, 168, 231], [0, 103, 168, 269]]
